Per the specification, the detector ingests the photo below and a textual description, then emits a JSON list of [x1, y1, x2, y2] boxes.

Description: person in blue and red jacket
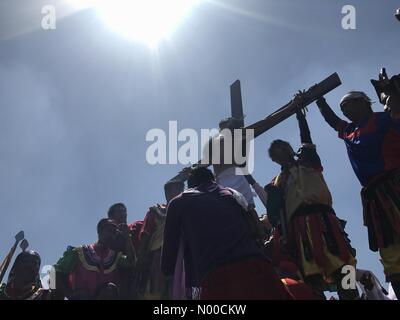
[[316, 69, 400, 298]]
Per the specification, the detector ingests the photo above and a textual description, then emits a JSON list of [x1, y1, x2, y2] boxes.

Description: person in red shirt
[[54, 219, 134, 299]]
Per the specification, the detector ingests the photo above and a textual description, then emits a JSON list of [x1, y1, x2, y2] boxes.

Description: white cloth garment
[[356, 269, 394, 300], [216, 167, 255, 205]]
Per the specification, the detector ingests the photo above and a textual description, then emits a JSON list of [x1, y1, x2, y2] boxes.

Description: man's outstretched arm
[[244, 174, 267, 207], [295, 107, 323, 171], [296, 109, 313, 145], [316, 97, 347, 132]]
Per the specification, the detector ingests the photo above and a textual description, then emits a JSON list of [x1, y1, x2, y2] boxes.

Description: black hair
[[107, 203, 126, 219], [164, 180, 184, 193], [219, 117, 242, 130], [268, 139, 294, 157], [97, 218, 116, 234], [8, 250, 42, 286], [14, 250, 41, 268], [187, 167, 215, 188]]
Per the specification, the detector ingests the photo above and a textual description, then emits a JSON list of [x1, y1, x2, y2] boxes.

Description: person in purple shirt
[[316, 69, 400, 298], [161, 167, 292, 300]]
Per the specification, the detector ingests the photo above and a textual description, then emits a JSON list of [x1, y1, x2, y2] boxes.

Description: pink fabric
[[69, 245, 120, 297], [172, 238, 186, 300], [70, 263, 120, 297]]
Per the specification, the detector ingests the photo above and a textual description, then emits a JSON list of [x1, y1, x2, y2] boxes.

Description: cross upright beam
[[230, 80, 245, 127]]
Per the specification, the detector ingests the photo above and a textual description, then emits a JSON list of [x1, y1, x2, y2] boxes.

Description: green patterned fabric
[[54, 245, 132, 273], [54, 246, 79, 274]]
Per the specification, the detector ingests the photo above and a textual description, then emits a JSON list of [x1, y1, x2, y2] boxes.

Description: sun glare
[[87, 0, 201, 47]]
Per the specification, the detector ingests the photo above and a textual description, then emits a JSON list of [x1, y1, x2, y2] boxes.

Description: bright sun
[[90, 0, 201, 47]]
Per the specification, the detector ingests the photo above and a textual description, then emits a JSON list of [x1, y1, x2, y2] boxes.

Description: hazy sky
[[0, 0, 399, 287]]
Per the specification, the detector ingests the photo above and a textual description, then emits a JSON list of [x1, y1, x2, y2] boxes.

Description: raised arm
[[294, 107, 323, 170], [244, 174, 267, 207], [296, 109, 313, 145], [316, 97, 347, 132]]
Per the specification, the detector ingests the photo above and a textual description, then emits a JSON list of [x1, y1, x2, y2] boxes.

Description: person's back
[[168, 182, 263, 287], [162, 167, 292, 300]]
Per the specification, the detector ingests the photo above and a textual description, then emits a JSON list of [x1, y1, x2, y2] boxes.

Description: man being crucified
[[207, 116, 256, 207]]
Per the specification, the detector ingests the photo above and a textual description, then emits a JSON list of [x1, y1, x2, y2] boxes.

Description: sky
[[0, 0, 399, 287]]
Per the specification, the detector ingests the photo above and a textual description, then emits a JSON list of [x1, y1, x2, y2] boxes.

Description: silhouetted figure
[[54, 219, 134, 299], [317, 74, 400, 298], [133, 180, 184, 300], [0, 251, 55, 300], [266, 93, 358, 300]]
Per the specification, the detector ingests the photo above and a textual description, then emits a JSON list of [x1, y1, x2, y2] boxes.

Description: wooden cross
[[169, 73, 342, 182]]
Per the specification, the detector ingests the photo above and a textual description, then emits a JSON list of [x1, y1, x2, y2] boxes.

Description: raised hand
[[293, 90, 309, 118], [292, 90, 306, 107], [371, 68, 392, 105]]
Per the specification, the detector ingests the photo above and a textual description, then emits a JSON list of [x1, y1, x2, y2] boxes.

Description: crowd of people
[[0, 68, 399, 300]]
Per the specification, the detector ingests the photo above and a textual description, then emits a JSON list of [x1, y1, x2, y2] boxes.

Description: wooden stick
[[0, 231, 24, 283]]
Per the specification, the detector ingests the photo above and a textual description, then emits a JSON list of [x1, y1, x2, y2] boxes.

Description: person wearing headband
[[316, 72, 400, 299]]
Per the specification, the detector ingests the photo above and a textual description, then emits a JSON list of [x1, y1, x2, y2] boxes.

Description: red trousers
[[200, 258, 293, 300]]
